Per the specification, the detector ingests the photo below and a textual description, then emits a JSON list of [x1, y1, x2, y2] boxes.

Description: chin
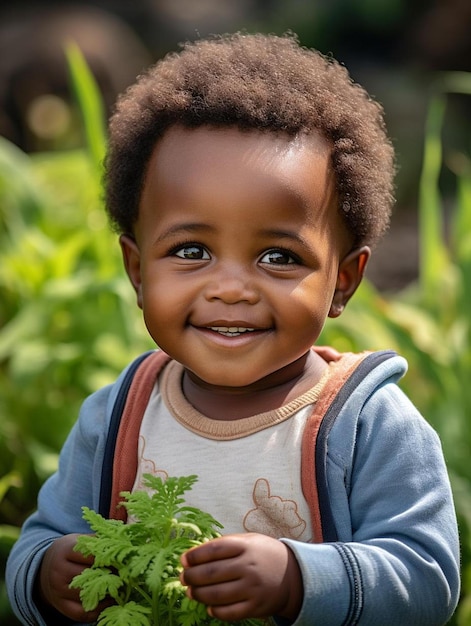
[[190, 368, 263, 390]]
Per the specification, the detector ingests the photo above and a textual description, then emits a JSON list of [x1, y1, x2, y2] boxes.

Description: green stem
[[152, 586, 161, 626], [133, 583, 153, 607]]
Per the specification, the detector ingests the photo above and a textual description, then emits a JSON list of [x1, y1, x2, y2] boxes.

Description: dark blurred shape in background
[[409, 0, 471, 71], [2, 0, 470, 152], [0, 3, 152, 151]]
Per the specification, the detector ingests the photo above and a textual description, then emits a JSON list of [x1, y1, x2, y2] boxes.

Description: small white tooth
[[209, 326, 255, 334]]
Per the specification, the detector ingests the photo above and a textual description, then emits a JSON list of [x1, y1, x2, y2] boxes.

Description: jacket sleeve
[[281, 371, 460, 625], [6, 383, 115, 626]]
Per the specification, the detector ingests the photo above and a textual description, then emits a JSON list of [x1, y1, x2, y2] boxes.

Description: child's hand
[[36, 533, 108, 623], [180, 533, 303, 622]]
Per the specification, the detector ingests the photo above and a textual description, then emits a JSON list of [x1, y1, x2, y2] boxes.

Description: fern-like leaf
[[69, 567, 123, 611], [97, 601, 152, 626]]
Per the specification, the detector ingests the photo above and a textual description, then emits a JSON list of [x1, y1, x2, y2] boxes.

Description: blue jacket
[[7, 351, 460, 625]]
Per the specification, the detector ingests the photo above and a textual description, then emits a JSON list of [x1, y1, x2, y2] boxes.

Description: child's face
[[121, 126, 368, 390]]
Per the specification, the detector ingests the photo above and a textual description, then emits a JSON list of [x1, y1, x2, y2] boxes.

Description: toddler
[[7, 32, 460, 625]]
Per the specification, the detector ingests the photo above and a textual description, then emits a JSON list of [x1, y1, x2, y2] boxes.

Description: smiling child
[[7, 32, 460, 625]]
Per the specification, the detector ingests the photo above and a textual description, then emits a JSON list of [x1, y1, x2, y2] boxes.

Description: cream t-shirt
[[132, 360, 330, 542]]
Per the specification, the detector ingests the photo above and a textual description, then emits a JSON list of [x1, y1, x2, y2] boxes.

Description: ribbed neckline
[[160, 360, 335, 440]]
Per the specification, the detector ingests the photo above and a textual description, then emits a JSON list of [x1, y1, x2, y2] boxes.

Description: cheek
[[139, 273, 172, 322], [141, 263, 181, 302], [139, 269, 195, 332], [291, 275, 336, 323]]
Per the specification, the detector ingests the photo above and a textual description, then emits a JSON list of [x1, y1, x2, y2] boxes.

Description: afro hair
[[104, 32, 395, 248]]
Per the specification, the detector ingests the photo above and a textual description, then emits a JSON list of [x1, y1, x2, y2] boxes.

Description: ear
[[328, 246, 370, 318], [120, 234, 143, 309]]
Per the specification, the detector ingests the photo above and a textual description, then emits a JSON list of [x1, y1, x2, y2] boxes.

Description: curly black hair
[[104, 32, 395, 248]]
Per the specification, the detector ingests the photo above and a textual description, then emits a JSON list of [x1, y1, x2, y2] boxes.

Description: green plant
[[71, 475, 264, 626]]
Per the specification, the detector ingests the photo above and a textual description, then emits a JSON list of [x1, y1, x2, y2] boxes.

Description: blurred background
[[1, 1, 471, 624], [1, 0, 471, 288]]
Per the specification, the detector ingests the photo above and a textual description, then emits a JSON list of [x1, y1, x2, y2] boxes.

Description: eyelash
[[259, 248, 301, 265], [168, 241, 301, 266], [170, 241, 210, 260]]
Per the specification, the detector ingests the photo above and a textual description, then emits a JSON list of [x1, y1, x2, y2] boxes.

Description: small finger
[[181, 558, 239, 588], [208, 600, 254, 623], [183, 536, 243, 566], [186, 579, 245, 608]]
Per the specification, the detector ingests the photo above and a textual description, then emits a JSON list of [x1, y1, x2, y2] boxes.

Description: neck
[[182, 350, 327, 420]]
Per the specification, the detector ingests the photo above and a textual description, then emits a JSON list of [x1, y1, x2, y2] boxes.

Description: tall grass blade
[[438, 72, 471, 266], [65, 42, 107, 170], [417, 93, 448, 300]]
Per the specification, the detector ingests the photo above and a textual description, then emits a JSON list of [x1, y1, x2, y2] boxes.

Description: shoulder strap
[[301, 349, 397, 543], [98, 350, 171, 519], [98, 351, 154, 517]]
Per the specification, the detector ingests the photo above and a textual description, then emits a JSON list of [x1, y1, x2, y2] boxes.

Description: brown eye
[[260, 249, 297, 265], [174, 245, 210, 260]]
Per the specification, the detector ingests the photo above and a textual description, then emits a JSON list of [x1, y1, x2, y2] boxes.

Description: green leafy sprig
[[70, 474, 265, 626]]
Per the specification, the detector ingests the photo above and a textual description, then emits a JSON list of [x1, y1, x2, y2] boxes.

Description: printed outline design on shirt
[[243, 477, 307, 539]]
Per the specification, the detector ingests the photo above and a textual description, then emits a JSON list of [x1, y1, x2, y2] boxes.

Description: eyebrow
[[152, 222, 216, 246], [151, 223, 314, 252], [258, 228, 313, 250]]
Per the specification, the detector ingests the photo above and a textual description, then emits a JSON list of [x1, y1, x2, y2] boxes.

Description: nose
[[203, 264, 259, 304]]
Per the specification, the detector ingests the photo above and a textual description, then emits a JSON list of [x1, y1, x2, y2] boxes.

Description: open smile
[[209, 326, 256, 337], [191, 321, 271, 342]]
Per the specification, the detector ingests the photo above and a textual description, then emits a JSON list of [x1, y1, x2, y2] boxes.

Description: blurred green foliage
[[321, 72, 471, 625], [1, 50, 470, 624], [0, 51, 153, 624]]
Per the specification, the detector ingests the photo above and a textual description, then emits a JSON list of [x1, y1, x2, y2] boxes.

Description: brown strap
[[109, 350, 171, 520], [301, 349, 370, 542]]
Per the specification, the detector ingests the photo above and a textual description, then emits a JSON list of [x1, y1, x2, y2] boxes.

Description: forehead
[[139, 125, 342, 234]]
